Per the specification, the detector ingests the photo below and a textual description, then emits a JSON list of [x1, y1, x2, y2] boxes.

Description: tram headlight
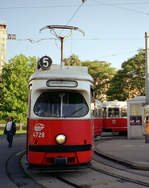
[[56, 134, 66, 145]]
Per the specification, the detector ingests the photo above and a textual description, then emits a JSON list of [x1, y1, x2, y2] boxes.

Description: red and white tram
[[102, 101, 127, 134], [92, 100, 127, 135], [26, 58, 94, 167]]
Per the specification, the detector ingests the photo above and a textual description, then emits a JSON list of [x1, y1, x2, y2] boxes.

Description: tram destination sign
[[46, 80, 78, 87]]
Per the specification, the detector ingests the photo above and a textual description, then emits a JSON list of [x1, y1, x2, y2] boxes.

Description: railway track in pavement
[[19, 152, 149, 188], [5, 135, 149, 188]]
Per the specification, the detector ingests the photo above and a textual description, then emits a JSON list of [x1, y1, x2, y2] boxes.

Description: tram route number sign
[[38, 56, 52, 70]]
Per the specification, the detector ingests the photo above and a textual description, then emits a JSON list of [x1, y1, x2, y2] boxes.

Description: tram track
[[49, 160, 149, 188], [6, 143, 149, 188], [51, 136, 149, 188], [52, 175, 82, 188], [93, 137, 149, 187], [5, 150, 44, 188], [90, 160, 149, 187]]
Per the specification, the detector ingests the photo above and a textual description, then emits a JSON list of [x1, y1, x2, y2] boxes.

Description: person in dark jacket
[[4, 116, 16, 148]]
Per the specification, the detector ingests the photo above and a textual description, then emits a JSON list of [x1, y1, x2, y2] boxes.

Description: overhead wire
[[97, 49, 140, 59], [93, 0, 149, 5], [11, 1, 87, 52], [92, 0, 149, 16], [0, 1, 149, 16], [56, 0, 87, 53], [65, 2, 85, 25], [5, 0, 146, 63], [1, 0, 149, 10], [15, 38, 56, 43], [0, 5, 78, 10], [63, 0, 86, 58], [7, 36, 142, 42]]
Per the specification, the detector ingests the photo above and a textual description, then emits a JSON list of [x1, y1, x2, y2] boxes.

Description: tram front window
[[34, 91, 89, 117]]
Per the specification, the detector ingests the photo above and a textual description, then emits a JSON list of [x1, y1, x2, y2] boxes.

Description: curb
[[95, 148, 149, 171]]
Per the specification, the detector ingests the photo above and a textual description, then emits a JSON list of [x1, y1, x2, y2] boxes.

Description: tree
[[107, 50, 145, 101], [64, 54, 81, 66], [0, 54, 36, 123], [64, 54, 116, 101], [82, 61, 116, 101]]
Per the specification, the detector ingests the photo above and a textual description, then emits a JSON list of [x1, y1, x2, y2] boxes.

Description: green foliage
[[0, 50, 145, 122], [82, 61, 116, 100], [0, 54, 36, 123], [64, 54, 116, 101], [107, 49, 145, 100], [64, 54, 82, 66]]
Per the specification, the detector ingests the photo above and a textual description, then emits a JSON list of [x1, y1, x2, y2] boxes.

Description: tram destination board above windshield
[[46, 80, 78, 87]]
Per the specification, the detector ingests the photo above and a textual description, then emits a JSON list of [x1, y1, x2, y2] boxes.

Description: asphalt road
[[0, 135, 26, 188]]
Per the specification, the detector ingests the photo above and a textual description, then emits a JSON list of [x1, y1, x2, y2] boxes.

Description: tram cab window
[[34, 91, 89, 117], [108, 108, 119, 117]]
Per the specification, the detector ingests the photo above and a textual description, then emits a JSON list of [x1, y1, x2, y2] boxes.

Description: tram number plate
[[33, 132, 45, 138]]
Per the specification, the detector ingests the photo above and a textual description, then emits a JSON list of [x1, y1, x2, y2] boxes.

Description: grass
[[0, 127, 26, 136]]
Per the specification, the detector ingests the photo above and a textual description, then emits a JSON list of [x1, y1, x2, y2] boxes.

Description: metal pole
[[145, 32, 149, 143], [145, 32, 149, 104], [60, 37, 64, 68]]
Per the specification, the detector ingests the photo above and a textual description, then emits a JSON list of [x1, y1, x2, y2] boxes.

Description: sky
[[1, 0, 149, 70]]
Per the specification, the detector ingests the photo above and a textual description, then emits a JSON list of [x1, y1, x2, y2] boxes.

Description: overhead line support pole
[[145, 32, 149, 143], [145, 32, 149, 104]]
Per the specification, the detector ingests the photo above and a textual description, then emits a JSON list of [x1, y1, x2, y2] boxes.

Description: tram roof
[[102, 101, 127, 108], [29, 65, 93, 83]]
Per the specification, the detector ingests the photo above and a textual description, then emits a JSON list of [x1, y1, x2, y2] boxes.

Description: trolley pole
[[144, 32, 149, 143], [60, 37, 64, 69], [40, 25, 85, 68]]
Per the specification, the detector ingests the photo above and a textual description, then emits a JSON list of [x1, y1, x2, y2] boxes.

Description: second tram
[[92, 100, 103, 137], [102, 101, 127, 133], [92, 100, 127, 135]]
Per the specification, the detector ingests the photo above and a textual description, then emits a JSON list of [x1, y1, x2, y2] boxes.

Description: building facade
[[0, 24, 7, 72]]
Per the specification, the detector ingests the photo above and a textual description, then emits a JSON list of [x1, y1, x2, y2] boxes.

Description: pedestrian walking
[[4, 116, 16, 148]]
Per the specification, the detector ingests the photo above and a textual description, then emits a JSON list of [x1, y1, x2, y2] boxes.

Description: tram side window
[[108, 108, 119, 117], [93, 108, 102, 118], [33, 91, 88, 117], [121, 108, 127, 117], [102, 108, 107, 118]]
